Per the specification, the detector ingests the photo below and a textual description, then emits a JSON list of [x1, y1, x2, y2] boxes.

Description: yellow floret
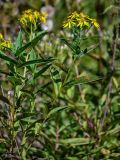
[[91, 19, 100, 28], [77, 18, 90, 28], [68, 11, 79, 19], [63, 18, 76, 28]]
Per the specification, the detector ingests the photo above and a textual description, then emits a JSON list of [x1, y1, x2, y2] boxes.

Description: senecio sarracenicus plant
[[62, 11, 99, 59], [0, 9, 49, 157], [61, 11, 100, 100]]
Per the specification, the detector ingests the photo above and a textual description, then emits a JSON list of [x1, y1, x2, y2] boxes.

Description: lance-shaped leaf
[[61, 38, 75, 52], [15, 30, 23, 51], [50, 66, 62, 97], [34, 64, 52, 79], [16, 31, 47, 56], [46, 106, 68, 119], [63, 76, 103, 89], [0, 50, 17, 64], [18, 57, 55, 68], [56, 138, 95, 146]]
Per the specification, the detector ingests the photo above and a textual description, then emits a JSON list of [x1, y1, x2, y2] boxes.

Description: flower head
[[0, 33, 11, 50], [19, 9, 47, 28], [63, 11, 99, 29], [1, 40, 11, 49]]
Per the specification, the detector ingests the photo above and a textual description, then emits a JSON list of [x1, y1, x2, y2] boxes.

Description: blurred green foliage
[[0, 0, 120, 160]]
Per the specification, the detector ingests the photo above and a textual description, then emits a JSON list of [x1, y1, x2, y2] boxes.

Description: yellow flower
[[19, 9, 47, 28], [34, 11, 40, 19], [1, 40, 11, 49], [39, 12, 47, 23], [91, 19, 99, 28], [0, 34, 11, 50], [77, 18, 90, 28], [63, 11, 99, 29], [24, 9, 33, 14], [63, 18, 76, 28]]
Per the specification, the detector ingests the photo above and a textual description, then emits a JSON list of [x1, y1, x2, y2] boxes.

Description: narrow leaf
[[63, 77, 103, 89], [0, 51, 17, 64], [59, 138, 95, 146], [46, 106, 68, 119], [34, 64, 51, 79], [16, 31, 47, 56], [18, 58, 54, 68], [16, 30, 22, 50], [61, 38, 75, 52]]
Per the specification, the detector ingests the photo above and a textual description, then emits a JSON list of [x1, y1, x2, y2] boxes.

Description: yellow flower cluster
[[0, 33, 11, 50], [19, 9, 47, 28], [63, 11, 99, 29]]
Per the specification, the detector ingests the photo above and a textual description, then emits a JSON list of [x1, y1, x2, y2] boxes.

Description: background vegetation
[[0, 0, 120, 159]]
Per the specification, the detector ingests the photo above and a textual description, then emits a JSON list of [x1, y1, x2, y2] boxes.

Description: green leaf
[[21, 148, 27, 160], [15, 30, 23, 51], [63, 76, 102, 89], [8, 76, 22, 85], [61, 38, 75, 52], [20, 117, 36, 123], [103, 5, 114, 14], [0, 50, 17, 64], [18, 58, 54, 68], [50, 66, 62, 97], [20, 89, 34, 97], [46, 106, 68, 119], [28, 49, 37, 71], [67, 157, 79, 160], [16, 31, 47, 56], [107, 125, 120, 135], [86, 44, 99, 54], [25, 119, 42, 133], [0, 138, 6, 143], [34, 64, 51, 79], [58, 138, 95, 146], [35, 82, 51, 94]]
